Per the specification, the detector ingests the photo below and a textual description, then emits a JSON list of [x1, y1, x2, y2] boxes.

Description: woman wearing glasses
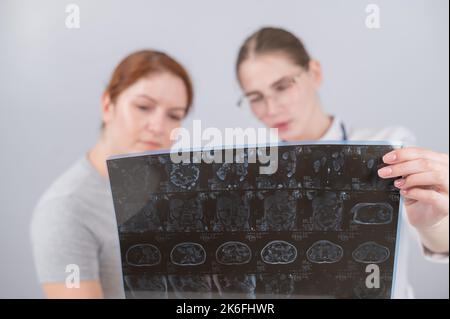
[[236, 27, 448, 298]]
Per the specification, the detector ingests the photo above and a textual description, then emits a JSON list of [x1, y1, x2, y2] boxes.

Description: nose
[[265, 96, 279, 117], [146, 108, 165, 136]]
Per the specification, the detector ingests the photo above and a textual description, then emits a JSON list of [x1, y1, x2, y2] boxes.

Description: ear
[[101, 92, 114, 126], [308, 60, 323, 89]]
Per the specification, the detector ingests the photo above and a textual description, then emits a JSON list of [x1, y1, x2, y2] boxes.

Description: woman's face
[[238, 53, 322, 141], [102, 72, 189, 154]]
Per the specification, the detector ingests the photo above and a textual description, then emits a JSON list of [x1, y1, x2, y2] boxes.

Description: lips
[[139, 140, 162, 149], [273, 121, 291, 131]]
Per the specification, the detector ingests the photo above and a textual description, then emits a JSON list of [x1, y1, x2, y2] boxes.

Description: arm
[[42, 280, 104, 299], [31, 199, 104, 299], [378, 147, 449, 254]]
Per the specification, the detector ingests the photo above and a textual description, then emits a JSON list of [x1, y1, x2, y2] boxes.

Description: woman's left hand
[[378, 147, 449, 251]]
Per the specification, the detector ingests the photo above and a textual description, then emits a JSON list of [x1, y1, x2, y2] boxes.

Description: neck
[[87, 134, 111, 178], [296, 102, 333, 141]]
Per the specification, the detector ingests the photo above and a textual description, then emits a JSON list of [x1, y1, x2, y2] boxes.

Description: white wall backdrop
[[0, 0, 448, 298]]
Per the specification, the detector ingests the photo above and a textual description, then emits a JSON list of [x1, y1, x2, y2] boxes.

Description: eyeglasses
[[237, 73, 303, 116]]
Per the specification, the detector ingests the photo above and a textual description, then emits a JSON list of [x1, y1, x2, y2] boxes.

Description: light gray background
[[0, 0, 448, 298]]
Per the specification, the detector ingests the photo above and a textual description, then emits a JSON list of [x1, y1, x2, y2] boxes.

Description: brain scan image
[[312, 192, 343, 231], [170, 242, 207, 266], [169, 163, 200, 190], [311, 150, 345, 175], [260, 191, 297, 231], [352, 202, 393, 225], [215, 160, 248, 187], [261, 240, 298, 264], [126, 244, 161, 266], [216, 241, 252, 265], [352, 242, 390, 264], [306, 240, 344, 264], [213, 193, 251, 231], [256, 148, 298, 189], [167, 197, 206, 232]]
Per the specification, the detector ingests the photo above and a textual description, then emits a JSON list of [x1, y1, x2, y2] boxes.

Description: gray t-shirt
[[30, 155, 124, 298]]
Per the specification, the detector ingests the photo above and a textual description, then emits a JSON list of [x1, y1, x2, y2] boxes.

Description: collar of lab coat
[[319, 116, 346, 141]]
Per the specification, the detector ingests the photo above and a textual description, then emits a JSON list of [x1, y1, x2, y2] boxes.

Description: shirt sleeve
[[30, 197, 100, 283]]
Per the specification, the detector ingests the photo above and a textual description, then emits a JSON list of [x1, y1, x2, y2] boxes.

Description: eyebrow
[[136, 94, 187, 112], [136, 94, 158, 104], [244, 75, 290, 96], [270, 75, 291, 88], [168, 107, 188, 113]]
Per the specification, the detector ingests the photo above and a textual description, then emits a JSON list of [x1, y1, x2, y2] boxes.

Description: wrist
[[416, 215, 449, 254]]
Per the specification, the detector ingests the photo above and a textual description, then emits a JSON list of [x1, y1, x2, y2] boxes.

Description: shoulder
[[36, 157, 97, 204], [347, 124, 417, 146], [31, 158, 99, 238]]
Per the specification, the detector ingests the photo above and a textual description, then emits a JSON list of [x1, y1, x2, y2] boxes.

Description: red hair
[[105, 50, 193, 113]]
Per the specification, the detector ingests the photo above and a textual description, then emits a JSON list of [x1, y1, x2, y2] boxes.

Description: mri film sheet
[[107, 143, 402, 299]]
